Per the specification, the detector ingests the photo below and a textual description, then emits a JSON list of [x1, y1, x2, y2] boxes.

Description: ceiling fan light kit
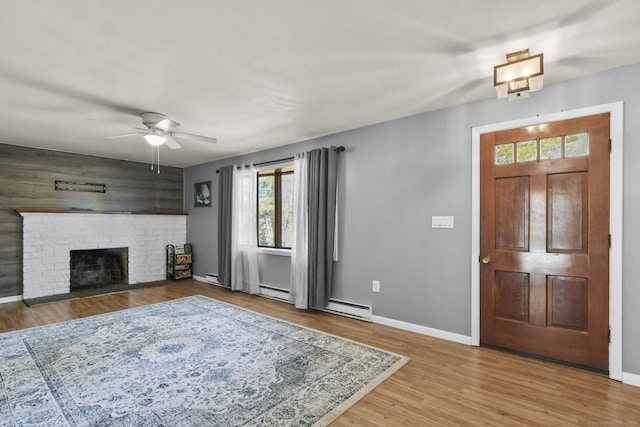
[[143, 132, 167, 146], [105, 112, 218, 172], [494, 49, 544, 100]]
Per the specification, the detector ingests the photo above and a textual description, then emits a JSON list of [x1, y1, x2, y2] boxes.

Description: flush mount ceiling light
[[494, 49, 544, 100]]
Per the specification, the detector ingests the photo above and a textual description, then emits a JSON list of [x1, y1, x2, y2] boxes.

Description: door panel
[[495, 271, 529, 321], [547, 275, 588, 330], [480, 113, 610, 371], [548, 172, 588, 253], [496, 177, 529, 251]]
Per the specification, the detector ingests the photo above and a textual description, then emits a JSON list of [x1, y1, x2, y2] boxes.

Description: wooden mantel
[[16, 210, 187, 215]]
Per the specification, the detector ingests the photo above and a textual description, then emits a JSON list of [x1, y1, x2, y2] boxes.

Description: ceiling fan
[[106, 112, 217, 149]]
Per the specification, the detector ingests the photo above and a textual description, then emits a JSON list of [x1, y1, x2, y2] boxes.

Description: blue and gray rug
[[0, 295, 408, 426]]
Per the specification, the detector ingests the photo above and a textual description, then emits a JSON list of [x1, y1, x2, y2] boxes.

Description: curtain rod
[[215, 146, 345, 174]]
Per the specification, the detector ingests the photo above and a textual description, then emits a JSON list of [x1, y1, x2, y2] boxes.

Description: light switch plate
[[432, 215, 454, 229]]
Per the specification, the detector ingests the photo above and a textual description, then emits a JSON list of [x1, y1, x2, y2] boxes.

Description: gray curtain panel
[[217, 165, 234, 287], [307, 146, 338, 310]]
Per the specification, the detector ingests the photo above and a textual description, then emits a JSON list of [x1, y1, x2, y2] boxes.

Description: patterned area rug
[[0, 295, 408, 426]]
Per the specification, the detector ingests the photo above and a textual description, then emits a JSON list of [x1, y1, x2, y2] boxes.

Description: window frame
[[257, 166, 294, 249]]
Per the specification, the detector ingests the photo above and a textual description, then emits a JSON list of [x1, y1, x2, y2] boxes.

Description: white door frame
[[471, 102, 623, 380]]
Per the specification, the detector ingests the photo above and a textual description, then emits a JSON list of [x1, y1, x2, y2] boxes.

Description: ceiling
[[1, 0, 639, 168]]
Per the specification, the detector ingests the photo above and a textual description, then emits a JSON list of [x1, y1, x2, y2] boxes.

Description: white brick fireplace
[[18, 211, 187, 300]]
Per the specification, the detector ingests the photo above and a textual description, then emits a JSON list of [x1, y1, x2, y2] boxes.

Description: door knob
[[482, 256, 492, 264]]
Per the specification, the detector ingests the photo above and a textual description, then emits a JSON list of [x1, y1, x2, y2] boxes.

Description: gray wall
[[0, 144, 184, 297], [185, 63, 640, 375]]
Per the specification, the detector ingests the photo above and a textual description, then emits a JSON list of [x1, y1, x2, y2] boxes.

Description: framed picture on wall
[[194, 181, 212, 207]]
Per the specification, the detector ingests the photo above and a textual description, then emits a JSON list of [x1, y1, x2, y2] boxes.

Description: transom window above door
[[494, 132, 589, 165]]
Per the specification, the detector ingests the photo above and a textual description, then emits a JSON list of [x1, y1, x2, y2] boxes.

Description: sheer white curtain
[[231, 165, 260, 294], [290, 152, 309, 309]]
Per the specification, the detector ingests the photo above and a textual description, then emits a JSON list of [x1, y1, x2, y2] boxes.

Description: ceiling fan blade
[[172, 131, 217, 144], [155, 118, 180, 131], [105, 132, 143, 139], [164, 134, 182, 150], [0, 69, 145, 116]]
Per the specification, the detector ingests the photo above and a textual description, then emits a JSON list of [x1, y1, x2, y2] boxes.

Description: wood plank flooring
[[1, 280, 639, 426]]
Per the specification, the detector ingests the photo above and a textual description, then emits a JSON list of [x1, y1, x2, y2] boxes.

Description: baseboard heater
[[259, 285, 372, 322], [259, 285, 290, 302], [204, 273, 219, 284], [204, 273, 230, 289]]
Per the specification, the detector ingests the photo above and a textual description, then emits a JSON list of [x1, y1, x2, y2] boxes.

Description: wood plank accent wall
[[0, 143, 184, 298]]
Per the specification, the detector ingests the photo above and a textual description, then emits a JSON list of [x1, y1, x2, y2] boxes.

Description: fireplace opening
[[70, 247, 129, 291]]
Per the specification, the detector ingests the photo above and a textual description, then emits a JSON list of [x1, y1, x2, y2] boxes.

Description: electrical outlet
[[372, 280, 380, 293]]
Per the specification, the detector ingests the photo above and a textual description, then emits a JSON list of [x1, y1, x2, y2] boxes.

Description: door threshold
[[480, 342, 609, 376]]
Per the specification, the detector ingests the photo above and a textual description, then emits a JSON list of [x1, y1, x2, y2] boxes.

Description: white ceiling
[[1, 0, 639, 168]]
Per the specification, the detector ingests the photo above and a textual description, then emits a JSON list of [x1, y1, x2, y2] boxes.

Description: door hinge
[[609, 234, 612, 248], [609, 327, 611, 343], [609, 138, 612, 152]]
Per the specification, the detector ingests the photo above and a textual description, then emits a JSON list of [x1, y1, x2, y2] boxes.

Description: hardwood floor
[[2, 280, 639, 426]]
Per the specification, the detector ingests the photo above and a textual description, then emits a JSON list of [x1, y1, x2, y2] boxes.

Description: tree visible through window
[[258, 166, 294, 248]]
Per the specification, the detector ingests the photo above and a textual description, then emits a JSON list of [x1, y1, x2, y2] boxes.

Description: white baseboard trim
[[372, 314, 472, 346], [622, 371, 640, 388], [0, 295, 23, 304]]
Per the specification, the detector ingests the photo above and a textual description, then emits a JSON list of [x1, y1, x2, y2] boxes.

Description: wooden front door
[[480, 113, 610, 371]]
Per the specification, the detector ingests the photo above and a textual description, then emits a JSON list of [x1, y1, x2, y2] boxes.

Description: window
[[540, 136, 562, 159], [495, 133, 589, 165], [257, 166, 294, 248]]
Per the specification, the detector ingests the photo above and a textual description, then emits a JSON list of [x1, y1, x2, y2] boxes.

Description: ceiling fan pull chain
[[157, 146, 161, 174]]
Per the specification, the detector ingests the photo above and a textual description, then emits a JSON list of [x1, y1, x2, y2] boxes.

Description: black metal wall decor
[[54, 180, 106, 193]]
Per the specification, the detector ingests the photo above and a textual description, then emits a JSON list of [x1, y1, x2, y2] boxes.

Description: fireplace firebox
[[70, 247, 129, 291]]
